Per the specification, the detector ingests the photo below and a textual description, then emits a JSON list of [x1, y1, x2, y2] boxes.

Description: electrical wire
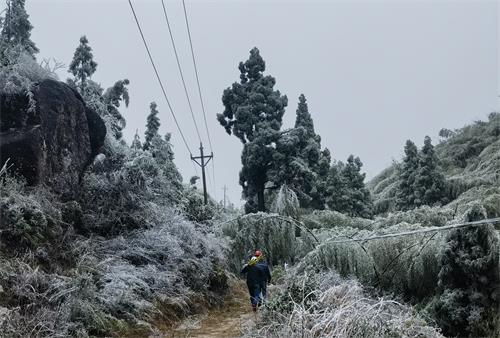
[[181, 0, 217, 200], [160, 0, 203, 144], [181, 0, 213, 152], [128, 0, 192, 155]]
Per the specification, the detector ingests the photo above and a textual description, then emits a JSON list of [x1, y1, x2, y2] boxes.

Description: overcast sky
[[6, 0, 498, 206]]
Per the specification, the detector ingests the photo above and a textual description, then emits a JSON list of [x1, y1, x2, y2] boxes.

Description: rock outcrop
[[0, 79, 106, 198]]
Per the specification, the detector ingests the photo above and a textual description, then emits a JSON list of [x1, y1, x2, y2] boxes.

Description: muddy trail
[[165, 281, 257, 338]]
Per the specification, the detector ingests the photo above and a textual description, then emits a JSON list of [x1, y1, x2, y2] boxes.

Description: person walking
[[241, 250, 271, 312]]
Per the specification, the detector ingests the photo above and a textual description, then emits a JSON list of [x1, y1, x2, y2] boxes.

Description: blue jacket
[[241, 261, 271, 286]]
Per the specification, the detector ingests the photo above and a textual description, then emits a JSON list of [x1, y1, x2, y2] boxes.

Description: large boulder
[[0, 79, 106, 198]]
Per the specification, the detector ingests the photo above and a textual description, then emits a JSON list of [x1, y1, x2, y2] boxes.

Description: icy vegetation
[[243, 271, 443, 338], [1, 2, 499, 337], [0, 131, 228, 337], [226, 114, 500, 337]]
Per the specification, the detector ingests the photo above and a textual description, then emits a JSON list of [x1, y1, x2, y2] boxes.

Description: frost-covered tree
[[131, 129, 142, 150], [0, 0, 38, 63], [326, 155, 372, 218], [144, 102, 160, 150], [103, 79, 129, 139], [396, 140, 419, 210], [68, 36, 97, 92], [270, 94, 330, 209], [414, 136, 447, 206], [434, 204, 500, 337], [217, 47, 288, 212]]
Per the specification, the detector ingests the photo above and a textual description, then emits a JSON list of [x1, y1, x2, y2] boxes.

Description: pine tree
[[144, 102, 160, 150], [131, 129, 142, 150], [414, 136, 447, 206], [396, 140, 419, 210], [217, 47, 288, 212], [0, 0, 38, 63], [68, 36, 97, 92]]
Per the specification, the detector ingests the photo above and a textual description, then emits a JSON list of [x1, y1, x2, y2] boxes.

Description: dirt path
[[165, 280, 256, 338]]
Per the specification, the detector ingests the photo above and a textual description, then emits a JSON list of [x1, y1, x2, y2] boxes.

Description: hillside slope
[[369, 112, 500, 216]]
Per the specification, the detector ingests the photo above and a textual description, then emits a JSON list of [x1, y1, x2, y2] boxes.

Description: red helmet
[[254, 250, 262, 257]]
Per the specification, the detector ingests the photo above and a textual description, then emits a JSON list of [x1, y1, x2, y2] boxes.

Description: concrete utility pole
[[191, 142, 213, 204], [222, 185, 228, 210]]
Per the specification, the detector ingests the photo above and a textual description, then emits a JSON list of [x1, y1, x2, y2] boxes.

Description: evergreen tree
[[103, 79, 130, 139], [434, 204, 500, 337], [325, 161, 347, 212], [144, 102, 160, 150], [396, 140, 419, 210], [217, 47, 287, 212], [0, 0, 38, 63], [68, 36, 97, 92], [294, 94, 315, 134], [414, 136, 447, 206], [131, 129, 142, 150], [326, 155, 373, 218], [270, 94, 330, 209]]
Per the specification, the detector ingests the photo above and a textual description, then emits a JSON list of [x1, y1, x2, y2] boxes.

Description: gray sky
[[8, 0, 498, 206]]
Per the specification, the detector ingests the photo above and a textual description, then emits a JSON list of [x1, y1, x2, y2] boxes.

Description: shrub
[[431, 204, 500, 337], [244, 270, 443, 338]]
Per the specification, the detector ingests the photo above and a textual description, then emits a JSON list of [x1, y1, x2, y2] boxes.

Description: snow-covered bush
[[297, 222, 443, 302], [0, 172, 65, 254], [180, 187, 216, 223], [0, 49, 56, 113], [429, 204, 500, 337], [79, 135, 183, 236], [244, 270, 443, 338]]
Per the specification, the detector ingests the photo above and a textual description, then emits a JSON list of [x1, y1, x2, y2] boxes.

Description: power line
[[160, 0, 203, 144], [128, 0, 192, 155], [181, 0, 217, 200], [181, 0, 213, 152], [324, 217, 500, 244]]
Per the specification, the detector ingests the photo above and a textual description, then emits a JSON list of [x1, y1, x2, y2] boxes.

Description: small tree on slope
[[131, 130, 142, 150], [217, 47, 288, 212], [326, 155, 373, 218], [414, 136, 447, 206], [396, 139, 419, 210], [433, 204, 500, 337], [68, 35, 97, 92], [144, 102, 160, 150]]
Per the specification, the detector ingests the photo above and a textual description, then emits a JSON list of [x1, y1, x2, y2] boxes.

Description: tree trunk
[[257, 181, 265, 212]]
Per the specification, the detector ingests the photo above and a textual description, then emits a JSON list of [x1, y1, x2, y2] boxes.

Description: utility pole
[[222, 185, 228, 210], [191, 142, 213, 204]]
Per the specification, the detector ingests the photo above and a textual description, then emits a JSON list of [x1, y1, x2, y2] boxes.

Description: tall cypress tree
[[295, 94, 314, 135], [271, 94, 330, 209], [396, 140, 419, 210], [0, 0, 38, 63], [68, 36, 97, 92], [144, 102, 160, 150], [414, 136, 447, 206], [218, 47, 288, 212]]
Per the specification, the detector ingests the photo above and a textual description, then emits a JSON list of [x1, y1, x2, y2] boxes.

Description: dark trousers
[[247, 283, 267, 306]]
